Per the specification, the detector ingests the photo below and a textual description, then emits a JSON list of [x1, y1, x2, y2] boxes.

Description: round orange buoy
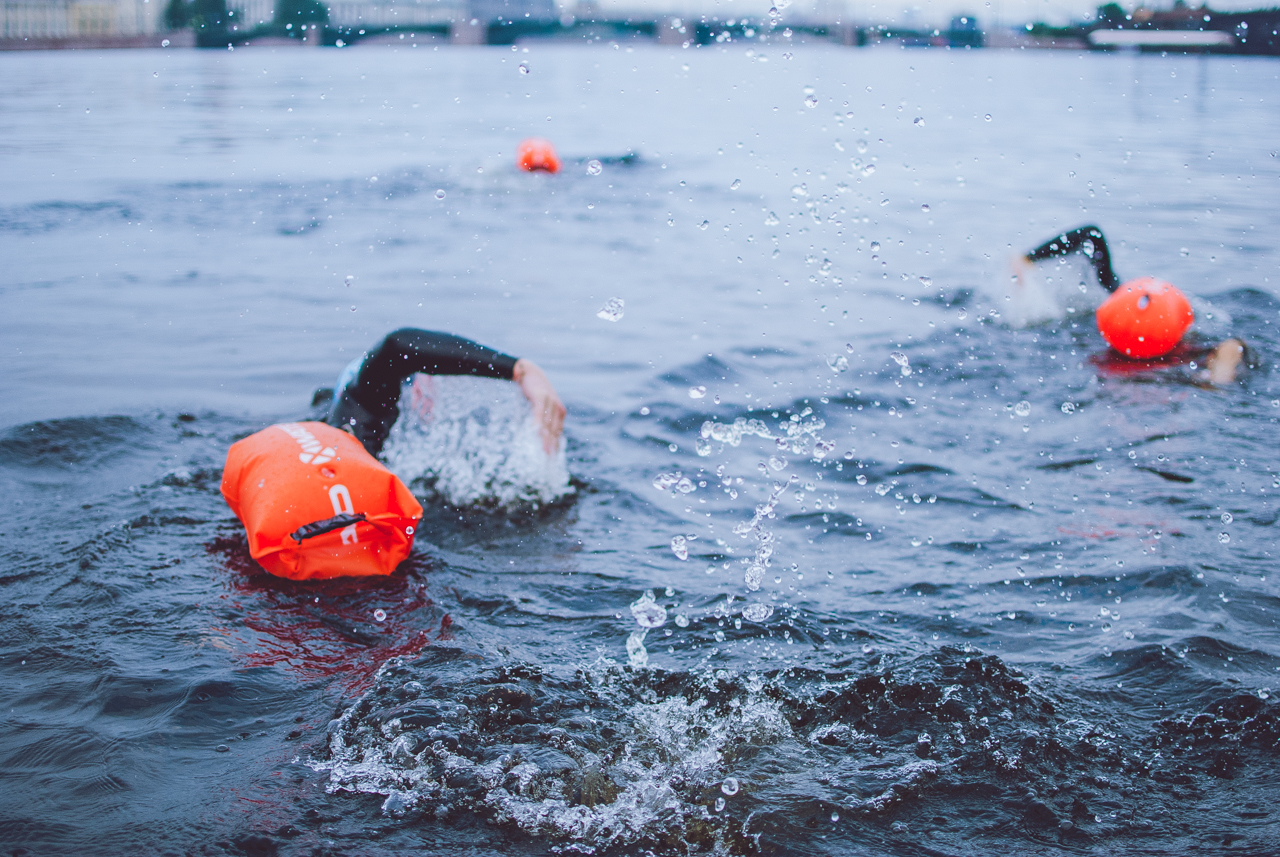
[[516, 137, 561, 174], [221, 422, 422, 580], [1095, 276, 1194, 359]]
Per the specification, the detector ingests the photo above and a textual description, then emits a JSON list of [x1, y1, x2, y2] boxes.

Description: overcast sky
[[589, 0, 1266, 28]]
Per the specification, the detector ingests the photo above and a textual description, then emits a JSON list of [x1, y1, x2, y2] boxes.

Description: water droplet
[[920, 203, 930, 212], [373, 609, 387, 622], [742, 603, 773, 622], [1219, 532, 1231, 544], [586, 159, 603, 176], [869, 241, 881, 252], [153, 71, 159, 77], [518, 61, 530, 74], [1221, 512, 1233, 524], [630, 590, 668, 628], [856, 474, 867, 485], [913, 116, 924, 126], [161, 38, 170, 46], [831, 811, 840, 823], [1180, 247, 1190, 257], [721, 777, 740, 796], [861, 163, 876, 176], [764, 211, 780, 226], [344, 274, 354, 286], [1061, 402, 1076, 414], [984, 113, 992, 121], [434, 189, 446, 200], [1014, 400, 1032, 418], [919, 275, 932, 286], [889, 351, 912, 376], [675, 613, 690, 627], [405, 525, 414, 535], [715, 796, 726, 812], [791, 184, 808, 197], [856, 139, 868, 153], [698, 220, 709, 230], [671, 535, 690, 561], [880, 198, 890, 206], [676, 477, 696, 493], [597, 297, 625, 322], [730, 178, 741, 190], [689, 385, 707, 399], [804, 95, 818, 108]]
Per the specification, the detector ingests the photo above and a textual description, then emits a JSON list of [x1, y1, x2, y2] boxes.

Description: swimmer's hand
[[513, 358, 566, 455], [1205, 338, 1246, 385], [1009, 254, 1034, 288]]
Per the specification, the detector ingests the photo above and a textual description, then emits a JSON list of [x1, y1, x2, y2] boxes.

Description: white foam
[[380, 374, 572, 510]]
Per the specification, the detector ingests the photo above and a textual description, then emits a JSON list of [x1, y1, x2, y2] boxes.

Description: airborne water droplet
[[721, 777, 740, 796], [435, 189, 446, 200], [373, 609, 387, 622], [518, 61, 530, 74], [730, 178, 741, 190], [913, 116, 924, 126], [597, 297, 625, 321], [689, 385, 707, 399], [1014, 400, 1032, 417], [586, 159, 603, 176]]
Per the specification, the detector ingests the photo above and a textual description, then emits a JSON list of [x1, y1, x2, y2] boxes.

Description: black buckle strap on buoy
[[290, 512, 366, 544]]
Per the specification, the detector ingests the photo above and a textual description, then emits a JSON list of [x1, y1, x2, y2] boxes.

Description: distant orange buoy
[[1095, 276, 1194, 359], [516, 137, 561, 173]]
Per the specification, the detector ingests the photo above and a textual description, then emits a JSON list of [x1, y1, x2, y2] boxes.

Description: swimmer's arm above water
[[1019, 225, 1122, 292], [328, 327, 565, 456]]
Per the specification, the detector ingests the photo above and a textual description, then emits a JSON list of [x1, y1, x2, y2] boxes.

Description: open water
[[2, 40, 1279, 856]]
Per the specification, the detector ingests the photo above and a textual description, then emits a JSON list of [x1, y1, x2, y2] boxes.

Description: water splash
[[380, 375, 572, 510]]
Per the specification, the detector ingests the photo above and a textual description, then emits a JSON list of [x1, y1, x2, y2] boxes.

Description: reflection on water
[[0, 45, 1278, 856]]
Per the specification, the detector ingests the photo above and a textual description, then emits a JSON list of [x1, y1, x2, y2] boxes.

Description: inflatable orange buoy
[[516, 137, 561, 173], [221, 422, 423, 581], [1095, 277, 1194, 359]]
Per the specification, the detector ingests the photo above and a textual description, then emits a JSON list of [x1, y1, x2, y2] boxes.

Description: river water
[[2, 41, 1279, 856]]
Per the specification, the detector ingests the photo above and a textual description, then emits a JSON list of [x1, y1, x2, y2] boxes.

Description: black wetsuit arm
[[1026, 225, 1121, 292], [327, 328, 519, 455]]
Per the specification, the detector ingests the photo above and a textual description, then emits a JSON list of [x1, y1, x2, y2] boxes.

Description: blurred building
[[465, 0, 553, 24], [1, 0, 164, 38], [327, 0, 458, 28]]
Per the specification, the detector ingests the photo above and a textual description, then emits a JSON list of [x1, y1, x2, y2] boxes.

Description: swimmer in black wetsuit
[[327, 328, 565, 456], [1014, 225, 1247, 384]]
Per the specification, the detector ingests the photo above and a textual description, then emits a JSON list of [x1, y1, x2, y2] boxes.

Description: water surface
[[2, 43, 1279, 856]]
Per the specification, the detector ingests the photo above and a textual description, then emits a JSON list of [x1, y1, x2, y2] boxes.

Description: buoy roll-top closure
[[516, 137, 561, 174], [1095, 276, 1195, 359]]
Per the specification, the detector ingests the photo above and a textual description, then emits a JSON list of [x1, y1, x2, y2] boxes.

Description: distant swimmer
[[1014, 225, 1247, 384], [515, 137, 640, 175], [221, 329, 564, 580]]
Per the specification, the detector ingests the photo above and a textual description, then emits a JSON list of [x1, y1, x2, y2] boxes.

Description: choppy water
[[2, 43, 1279, 856]]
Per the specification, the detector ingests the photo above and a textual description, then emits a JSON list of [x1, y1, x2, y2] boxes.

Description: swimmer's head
[[516, 138, 561, 174], [1095, 277, 1194, 359]]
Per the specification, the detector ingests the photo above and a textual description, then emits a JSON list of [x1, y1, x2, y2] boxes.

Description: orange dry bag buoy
[[516, 137, 561, 174], [1095, 277, 1194, 359], [221, 422, 423, 581]]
